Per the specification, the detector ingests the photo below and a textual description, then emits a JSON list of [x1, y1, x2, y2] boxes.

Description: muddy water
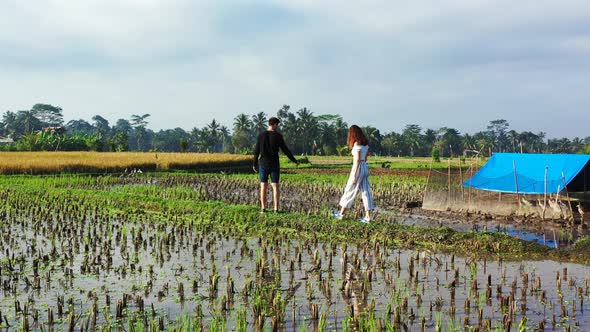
[[397, 211, 590, 248], [1, 210, 590, 330]]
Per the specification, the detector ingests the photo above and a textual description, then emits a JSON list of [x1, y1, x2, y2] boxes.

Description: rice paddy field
[[0, 153, 589, 331], [0, 152, 252, 174]]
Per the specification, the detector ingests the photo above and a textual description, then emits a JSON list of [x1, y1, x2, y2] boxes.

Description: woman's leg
[[359, 166, 374, 219], [338, 179, 359, 215]]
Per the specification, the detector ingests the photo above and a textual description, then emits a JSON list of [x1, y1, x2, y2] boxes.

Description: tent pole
[[562, 171, 574, 223], [542, 166, 548, 220], [513, 160, 520, 207]]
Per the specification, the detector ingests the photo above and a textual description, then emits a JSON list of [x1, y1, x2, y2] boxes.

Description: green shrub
[[431, 148, 441, 163]]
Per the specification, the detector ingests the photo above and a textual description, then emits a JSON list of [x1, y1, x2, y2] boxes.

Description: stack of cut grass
[[0, 152, 252, 174]]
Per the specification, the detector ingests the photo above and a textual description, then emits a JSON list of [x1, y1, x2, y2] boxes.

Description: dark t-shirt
[[253, 131, 297, 169]]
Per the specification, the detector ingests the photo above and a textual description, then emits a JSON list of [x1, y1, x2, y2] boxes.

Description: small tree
[[179, 138, 188, 152], [431, 148, 441, 163], [336, 145, 350, 157]]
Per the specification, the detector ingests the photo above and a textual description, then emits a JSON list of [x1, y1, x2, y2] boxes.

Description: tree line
[[1, 104, 589, 156]]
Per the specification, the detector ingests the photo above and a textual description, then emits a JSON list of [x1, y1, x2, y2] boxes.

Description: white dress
[[338, 144, 374, 211]]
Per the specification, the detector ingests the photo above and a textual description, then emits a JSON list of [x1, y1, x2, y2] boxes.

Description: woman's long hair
[[347, 125, 369, 149]]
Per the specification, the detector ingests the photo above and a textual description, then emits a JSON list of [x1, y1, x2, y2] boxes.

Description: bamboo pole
[[542, 166, 548, 220], [423, 158, 434, 204], [562, 172, 574, 223], [447, 158, 451, 202], [513, 160, 520, 207], [468, 159, 474, 206], [459, 158, 464, 201]]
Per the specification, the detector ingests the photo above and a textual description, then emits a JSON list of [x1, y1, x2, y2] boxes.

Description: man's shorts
[[259, 167, 280, 183]]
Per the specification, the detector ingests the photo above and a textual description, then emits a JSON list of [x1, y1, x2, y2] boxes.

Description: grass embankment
[[284, 155, 486, 170], [0, 152, 251, 174], [1, 174, 588, 264]]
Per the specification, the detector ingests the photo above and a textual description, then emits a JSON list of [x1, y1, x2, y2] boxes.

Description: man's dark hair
[[268, 117, 280, 126]]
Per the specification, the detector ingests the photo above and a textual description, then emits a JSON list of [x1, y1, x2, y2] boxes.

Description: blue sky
[[1, 0, 589, 138]]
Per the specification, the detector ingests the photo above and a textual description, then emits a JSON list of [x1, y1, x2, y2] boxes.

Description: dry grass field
[[0, 152, 252, 174]]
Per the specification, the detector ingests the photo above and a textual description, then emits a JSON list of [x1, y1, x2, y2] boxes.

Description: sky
[[1, 0, 589, 138]]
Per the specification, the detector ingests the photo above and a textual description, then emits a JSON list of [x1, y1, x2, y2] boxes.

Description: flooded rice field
[[1, 207, 590, 331], [107, 174, 589, 247]]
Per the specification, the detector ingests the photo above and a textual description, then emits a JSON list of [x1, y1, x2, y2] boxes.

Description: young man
[[253, 117, 299, 213]]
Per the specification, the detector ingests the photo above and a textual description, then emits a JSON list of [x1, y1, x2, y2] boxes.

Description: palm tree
[[461, 133, 477, 153], [18, 110, 42, 135], [316, 122, 336, 155], [333, 117, 348, 147], [507, 130, 519, 152], [251, 112, 267, 135], [130, 114, 151, 151], [233, 113, 252, 133], [475, 133, 495, 157], [423, 129, 437, 154], [207, 119, 221, 152], [382, 132, 403, 156], [296, 107, 318, 154], [219, 126, 230, 152], [402, 124, 423, 157], [1, 111, 17, 137], [363, 126, 382, 154], [571, 137, 584, 153]]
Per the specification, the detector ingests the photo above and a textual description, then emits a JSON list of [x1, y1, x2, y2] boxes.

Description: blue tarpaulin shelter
[[464, 153, 590, 194]]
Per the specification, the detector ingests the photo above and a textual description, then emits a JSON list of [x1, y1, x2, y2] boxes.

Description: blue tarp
[[464, 153, 590, 194]]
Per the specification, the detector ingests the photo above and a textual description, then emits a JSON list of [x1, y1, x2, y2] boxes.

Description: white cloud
[[1, 0, 589, 137]]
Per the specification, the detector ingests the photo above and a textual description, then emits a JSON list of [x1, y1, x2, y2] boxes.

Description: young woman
[[332, 125, 374, 222]]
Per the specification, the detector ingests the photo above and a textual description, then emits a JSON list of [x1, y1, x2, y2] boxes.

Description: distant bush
[[431, 148, 441, 163]]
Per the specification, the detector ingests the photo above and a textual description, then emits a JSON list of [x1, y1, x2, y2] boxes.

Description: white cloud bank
[[1, 0, 589, 137]]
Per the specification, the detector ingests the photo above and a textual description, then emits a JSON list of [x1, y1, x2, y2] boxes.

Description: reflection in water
[[1, 211, 590, 330]]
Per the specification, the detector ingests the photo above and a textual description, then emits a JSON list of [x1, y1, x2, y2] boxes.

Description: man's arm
[[253, 134, 261, 171], [279, 135, 299, 164]]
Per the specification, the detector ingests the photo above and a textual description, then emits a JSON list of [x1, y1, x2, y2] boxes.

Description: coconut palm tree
[[461, 133, 477, 153], [130, 114, 150, 151], [1, 111, 18, 137], [251, 112, 267, 135], [17, 110, 43, 135], [363, 126, 382, 154], [233, 113, 252, 134], [207, 119, 221, 152], [402, 124, 423, 157], [296, 107, 318, 154], [507, 130, 519, 152], [219, 126, 230, 152]]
